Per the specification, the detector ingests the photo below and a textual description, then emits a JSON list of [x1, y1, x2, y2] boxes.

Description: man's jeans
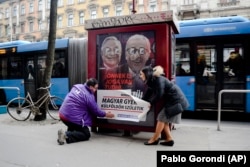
[[61, 120, 91, 143]]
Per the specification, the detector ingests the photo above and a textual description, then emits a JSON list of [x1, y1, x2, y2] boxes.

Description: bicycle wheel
[[47, 96, 63, 120], [7, 97, 32, 121]]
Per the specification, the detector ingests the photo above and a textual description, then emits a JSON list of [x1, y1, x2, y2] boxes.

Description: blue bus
[[175, 16, 250, 115], [0, 38, 87, 103]]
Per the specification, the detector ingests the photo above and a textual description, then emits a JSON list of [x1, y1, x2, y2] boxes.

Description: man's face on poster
[[125, 35, 150, 73], [101, 38, 122, 69]]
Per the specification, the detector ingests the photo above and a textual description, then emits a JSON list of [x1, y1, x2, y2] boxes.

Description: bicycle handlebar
[[37, 83, 53, 90]]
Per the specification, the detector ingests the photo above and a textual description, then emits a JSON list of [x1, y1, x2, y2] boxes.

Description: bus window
[[52, 52, 65, 78], [9, 57, 23, 79], [196, 45, 216, 81], [0, 58, 7, 79], [223, 47, 244, 81], [196, 45, 216, 105], [223, 46, 244, 106], [175, 44, 190, 76]]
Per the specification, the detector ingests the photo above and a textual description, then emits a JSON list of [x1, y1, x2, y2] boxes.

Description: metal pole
[[217, 89, 250, 131], [132, 0, 137, 14], [217, 90, 222, 131], [0, 87, 20, 98]]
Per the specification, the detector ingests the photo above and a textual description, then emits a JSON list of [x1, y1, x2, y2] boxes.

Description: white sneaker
[[57, 129, 66, 145]]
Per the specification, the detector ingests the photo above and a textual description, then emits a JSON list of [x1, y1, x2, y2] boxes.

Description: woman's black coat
[[142, 76, 189, 109]]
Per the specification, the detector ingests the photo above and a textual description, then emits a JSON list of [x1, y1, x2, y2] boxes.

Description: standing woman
[[140, 66, 189, 146]]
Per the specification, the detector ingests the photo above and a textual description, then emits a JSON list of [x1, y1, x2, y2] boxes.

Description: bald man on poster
[[116, 34, 151, 98]]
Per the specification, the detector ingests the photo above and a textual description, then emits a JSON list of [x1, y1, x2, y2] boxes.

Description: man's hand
[[105, 112, 115, 118]]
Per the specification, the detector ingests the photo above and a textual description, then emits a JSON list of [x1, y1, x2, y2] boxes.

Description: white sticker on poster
[[97, 89, 150, 122]]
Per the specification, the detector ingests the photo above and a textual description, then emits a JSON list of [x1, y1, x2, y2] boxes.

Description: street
[[0, 113, 250, 167]]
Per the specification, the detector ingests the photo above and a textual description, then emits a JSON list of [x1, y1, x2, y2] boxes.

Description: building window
[[5, 8, 9, 18], [149, 0, 157, 12], [5, 25, 8, 35], [58, 0, 63, 7], [9, 24, 12, 35], [13, 6, 17, 17], [20, 23, 25, 33], [115, 6, 122, 16], [13, 24, 16, 34], [138, 0, 144, 4], [78, 0, 85, 3], [103, 8, 109, 17], [148, 0, 157, 12], [149, 4, 156, 12], [91, 10, 96, 19], [129, 4, 133, 14], [68, 0, 74, 5], [0, 10, 3, 19], [38, 20, 42, 30], [68, 13, 74, 26], [139, 6, 144, 13], [29, 2, 34, 13], [79, 12, 84, 24], [29, 21, 34, 32], [218, 0, 238, 6], [47, 0, 51, 9], [38, 0, 43, 11], [21, 5, 25, 15], [58, 16, 62, 27], [184, 0, 194, 5]]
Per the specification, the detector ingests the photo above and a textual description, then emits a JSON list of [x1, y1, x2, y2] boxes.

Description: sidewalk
[[0, 113, 250, 167]]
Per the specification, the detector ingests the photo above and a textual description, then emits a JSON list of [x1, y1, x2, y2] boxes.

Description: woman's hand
[[148, 104, 151, 109]]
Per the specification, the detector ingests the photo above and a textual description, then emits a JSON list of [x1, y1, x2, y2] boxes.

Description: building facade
[[0, 0, 250, 42]]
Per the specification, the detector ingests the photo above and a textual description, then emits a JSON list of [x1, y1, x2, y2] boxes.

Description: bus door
[[51, 51, 68, 100], [195, 44, 217, 109], [24, 54, 49, 100], [175, 43, 195, 111], [222, 45, 245, 110]]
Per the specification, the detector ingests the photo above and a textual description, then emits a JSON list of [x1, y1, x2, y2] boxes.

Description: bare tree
[[34, 0, 58, 121]]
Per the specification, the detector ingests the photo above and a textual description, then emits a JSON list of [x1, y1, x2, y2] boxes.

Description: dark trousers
[[61, 120, 91, 144]]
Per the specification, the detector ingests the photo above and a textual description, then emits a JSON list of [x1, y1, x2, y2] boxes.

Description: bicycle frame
[[26, 90, 51, 109]]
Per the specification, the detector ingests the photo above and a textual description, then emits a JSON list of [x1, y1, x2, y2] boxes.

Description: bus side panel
[[246, 76, 250, 113], [0, 79, 25, 102], [50, 78, 69, 100], [175, 76, 195, 111]]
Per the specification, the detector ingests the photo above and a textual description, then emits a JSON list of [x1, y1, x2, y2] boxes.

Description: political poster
[[97, 31, 155, 99], [97, 89, 150, 122]]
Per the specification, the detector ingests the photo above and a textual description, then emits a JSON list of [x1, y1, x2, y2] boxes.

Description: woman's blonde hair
[[153, 65, 165, 77]]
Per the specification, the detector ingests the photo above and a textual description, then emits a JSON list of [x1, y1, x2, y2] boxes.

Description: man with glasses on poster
[[118, 34, 151, 98]]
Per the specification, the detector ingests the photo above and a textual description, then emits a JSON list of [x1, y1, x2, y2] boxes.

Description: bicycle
[[7, 83, 63, 121]]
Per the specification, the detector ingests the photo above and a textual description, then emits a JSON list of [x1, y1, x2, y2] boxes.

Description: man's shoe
[[57, 129, 66, 145]]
